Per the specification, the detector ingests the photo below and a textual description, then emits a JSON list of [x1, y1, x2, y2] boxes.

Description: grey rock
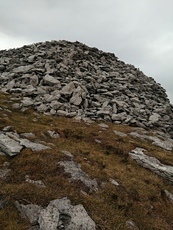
[[37, 104, 48, 113], [109, 178, 119, 186], [149, 113, 161, 123], [0, 168, 11, 179], [129, 148, 173, 184], [15, 201, 43, 225], [25, 175, 46, 188], [20, 132, 36, 138], [164, 190, 173, 203], [56, 110, 68, 116], [126, 220, 139, 229], [21, 97, 34, 107], [12, 65, 33, 73], [113, 130, 127, 137], [0, 133, 23, 156], [129, 131, 173, 151], [59, 161, 98, 192], [61, 150, 74, 158], [112, 112, 127, 121], [20, 139, 51, 151], [38, 197, 96, 230], [50, 101, 62, 110], [2, 126, 12, 132], [61, 82, 75, 96], [43, 74, 60, 86], [47, 130, 60, 138], [94, 139, 102, 144], [98, 123, 109, 129], [70, 86, 83, 106], [15, 197, 96, 230]]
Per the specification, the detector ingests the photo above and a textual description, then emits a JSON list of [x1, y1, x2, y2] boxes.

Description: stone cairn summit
[[0, 40, 172, 136]]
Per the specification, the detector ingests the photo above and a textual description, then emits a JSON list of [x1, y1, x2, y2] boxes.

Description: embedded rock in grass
[[25, 175, 46, 188], [19, 139, 51, 151], [38, 197, 96, 230], [164, 190, 173, 203], [15, 201, 43, 225], [0, 133, 23, 156], [129, 148, 173, 184], [59, 161, 98, 192], [15, 198, 96, 230], [0, 168, 11, 179], [129, 131, 173, 151], [113, 130, 127, 137], [98, 123, 109, 129], [61, 150, 74, 158]]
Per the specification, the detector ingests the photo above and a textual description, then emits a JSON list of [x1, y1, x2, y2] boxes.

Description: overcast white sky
[[0, 0, 173, 103]]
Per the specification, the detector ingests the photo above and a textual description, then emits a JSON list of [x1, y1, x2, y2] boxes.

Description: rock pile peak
[[0, 40, 172, 136]]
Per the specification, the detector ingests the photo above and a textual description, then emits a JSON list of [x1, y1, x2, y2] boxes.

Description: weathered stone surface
[[15, 201, 43, 225], [47, 130, 60, 138], [59, 161, 98, 192], [61, 150, 74, 158], [38, 197, 96, 230], [43, 74, 60, 86], [129, 148, 173, 184], [98, 123, 109, 129], [149, 113, 161, 123], [15, 197, 96, 230], [129, 131, 173, 151], [0, 133, 23, 156], [0, 132, 50, 156], [126, 220, 139, 229], [164, 190, 173, 203], [109, 178, 119, 186], [25, 175, 46, 188], [113, 130, 127, 137], [20, 139, 51, 151], [61, 82, 75, 96], [0, 168, 11, 179], [70, 86, 83, 106], [0, 40, 172, 136]]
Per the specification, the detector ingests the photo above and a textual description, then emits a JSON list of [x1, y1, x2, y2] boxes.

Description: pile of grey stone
[[0, 40, 172, 136]]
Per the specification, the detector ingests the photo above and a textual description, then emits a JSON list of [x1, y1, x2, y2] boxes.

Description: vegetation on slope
[[0, 92, 173, 230]]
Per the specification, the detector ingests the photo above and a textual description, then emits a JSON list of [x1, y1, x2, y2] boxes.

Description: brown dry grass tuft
[[0, 92, 173, 229]]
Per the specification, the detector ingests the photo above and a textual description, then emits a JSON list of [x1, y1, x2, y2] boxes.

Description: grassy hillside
[[0, 92, 173, 230]]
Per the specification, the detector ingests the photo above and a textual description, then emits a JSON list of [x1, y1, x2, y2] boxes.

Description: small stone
[[98, 123, 109, 129], [109, 178, 119, 186]]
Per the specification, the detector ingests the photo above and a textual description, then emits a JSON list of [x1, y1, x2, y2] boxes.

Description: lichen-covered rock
[[59, 161, 98, 192], [15, 197, 96, 230]]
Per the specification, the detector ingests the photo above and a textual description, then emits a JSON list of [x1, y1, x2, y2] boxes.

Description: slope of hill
[[0, 41, 173, 229], [0, 40, 172, 136]]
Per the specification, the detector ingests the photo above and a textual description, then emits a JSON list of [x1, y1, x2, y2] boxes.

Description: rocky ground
[[0, 40, 173, 229], [0, 40, 172, 136]]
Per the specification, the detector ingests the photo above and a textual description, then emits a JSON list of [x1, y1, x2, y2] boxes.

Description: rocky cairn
[[0, 40, 172, 136]]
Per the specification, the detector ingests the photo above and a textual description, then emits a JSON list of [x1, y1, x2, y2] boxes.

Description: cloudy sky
[[0, 0, 173, 103]]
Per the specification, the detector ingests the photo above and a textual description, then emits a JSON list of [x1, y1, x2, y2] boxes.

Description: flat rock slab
[[59, 161, 98, 192], [129, 131, 173, 151], [129, 148, 173, 184], [15, 201, 43, 225], [0, 133, 23, 156], [15, 197, 96, 230], [20, 139, 51, 151], [0, 132, 51, 156]]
